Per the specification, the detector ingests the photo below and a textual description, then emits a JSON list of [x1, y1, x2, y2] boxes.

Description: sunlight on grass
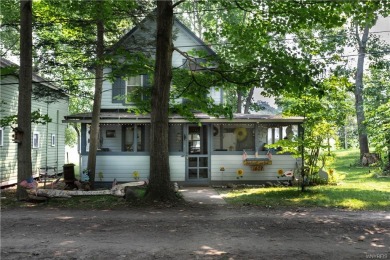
[[222, 149, 390, 210]]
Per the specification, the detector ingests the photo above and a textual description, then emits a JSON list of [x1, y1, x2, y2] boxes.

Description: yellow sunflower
[[236, 169, 244, 176], [277, 169, 284, 176], [133, 170, 140, 180]]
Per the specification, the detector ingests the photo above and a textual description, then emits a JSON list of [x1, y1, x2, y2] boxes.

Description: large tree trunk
[[243, 86, 255, 114], [17, 0, 33, 201], [146, 1, 176, 201], [87, 19, 104, 189], [354, 23, 370, 159]]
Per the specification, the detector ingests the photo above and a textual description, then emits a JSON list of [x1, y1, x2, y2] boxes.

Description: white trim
[[51, 134, 56, 147], [0, 127, 3, 146], [32, 132, 40, 149]]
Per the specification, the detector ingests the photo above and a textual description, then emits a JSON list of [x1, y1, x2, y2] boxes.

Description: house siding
[[80, 154, 185, 182], [0, 75, 68, 186], [210, 155, 299, 182]]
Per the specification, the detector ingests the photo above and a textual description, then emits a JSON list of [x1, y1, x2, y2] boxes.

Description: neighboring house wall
[[0, 74, 69, 186]]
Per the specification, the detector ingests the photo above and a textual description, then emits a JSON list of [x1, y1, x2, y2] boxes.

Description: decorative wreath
[[234, 127, 248, 142]]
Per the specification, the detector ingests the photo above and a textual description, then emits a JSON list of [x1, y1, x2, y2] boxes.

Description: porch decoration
[[234, 127, 247, 141], [81, 169, 90, 182], [133, 170, 140, 180], [243, 158, 272, 171], [236, 168, 244, 179], [283, 170, 294, 177], [277, 169, 284, 176], [242, 150, 247, 160]]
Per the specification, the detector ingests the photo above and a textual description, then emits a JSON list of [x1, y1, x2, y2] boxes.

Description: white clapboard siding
[[100, 68, 118, 109], [81, 155, 185, 182], [211, 155, 300, 181], [81, 155, 150, 183]]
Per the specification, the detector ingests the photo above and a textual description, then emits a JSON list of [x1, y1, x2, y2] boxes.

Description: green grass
[[221, 149, 390, 210]]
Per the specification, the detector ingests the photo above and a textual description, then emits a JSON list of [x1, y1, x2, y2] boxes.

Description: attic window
[[126, 75, 142, 103]]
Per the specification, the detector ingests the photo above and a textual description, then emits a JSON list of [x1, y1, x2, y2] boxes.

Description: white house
[[63, 15, 303, 185]]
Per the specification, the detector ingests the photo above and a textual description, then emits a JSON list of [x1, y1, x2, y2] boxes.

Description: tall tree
[[16, 0, 32, 200], [87, 11, 104, 189], [347, 1, 389, 159], [146, 0, 178, 201]]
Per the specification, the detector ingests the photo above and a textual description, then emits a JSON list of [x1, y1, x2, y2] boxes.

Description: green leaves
[[0, 110, 52, 128]]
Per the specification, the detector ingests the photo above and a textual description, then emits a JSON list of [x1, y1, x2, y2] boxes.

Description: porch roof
[[63, 112, 304, 125]]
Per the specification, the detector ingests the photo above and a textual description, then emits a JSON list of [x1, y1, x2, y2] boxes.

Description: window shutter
[[143, 74, 150, 87], [112, 77, 126, 103], [142, 74, 151, 101]]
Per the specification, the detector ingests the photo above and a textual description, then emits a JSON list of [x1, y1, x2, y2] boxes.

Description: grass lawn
[[221, 149, 390, 210]]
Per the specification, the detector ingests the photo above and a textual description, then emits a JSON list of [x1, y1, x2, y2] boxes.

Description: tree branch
[[172, 0, 186, 9]]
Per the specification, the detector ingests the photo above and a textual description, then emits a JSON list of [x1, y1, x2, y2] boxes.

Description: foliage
[[273, 75, 353, 185], [0, 110, 51, 128], [0, 0, 20, 57], [365, 59, 390, 167], [175, 0, 350, 113]]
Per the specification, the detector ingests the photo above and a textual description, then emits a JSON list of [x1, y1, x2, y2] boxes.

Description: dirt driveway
[[1, 205, 389, 260]]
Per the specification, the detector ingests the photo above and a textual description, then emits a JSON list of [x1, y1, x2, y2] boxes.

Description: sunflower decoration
[[277, 169, 284, 176], [132, 170, 140, 180], [234, 127, 248, 142], [236, 168, 244, 179]]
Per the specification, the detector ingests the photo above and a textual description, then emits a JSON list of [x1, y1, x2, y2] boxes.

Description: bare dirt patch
[[1, 205, 389, 259]]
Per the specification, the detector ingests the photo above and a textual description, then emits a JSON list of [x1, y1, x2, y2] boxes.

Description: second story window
[[126, 75, 142, 103]]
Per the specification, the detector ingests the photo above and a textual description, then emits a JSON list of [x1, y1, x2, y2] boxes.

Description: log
[[28, 181, 147, 198]]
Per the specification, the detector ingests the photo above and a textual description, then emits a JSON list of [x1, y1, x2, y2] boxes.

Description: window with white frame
[[126, 75, 142, 103], [32, 132, 40, 148], [0, 127, 3, 146], [51, 134, 56, 147]]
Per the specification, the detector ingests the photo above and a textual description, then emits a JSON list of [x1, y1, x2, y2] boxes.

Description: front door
[[186, 125, 210, 183]]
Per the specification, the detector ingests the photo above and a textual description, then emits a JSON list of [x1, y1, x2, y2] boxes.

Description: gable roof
[[109, 14, 215, 56], [1, 58, 69, 103], [0, 58, 61, 91]]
